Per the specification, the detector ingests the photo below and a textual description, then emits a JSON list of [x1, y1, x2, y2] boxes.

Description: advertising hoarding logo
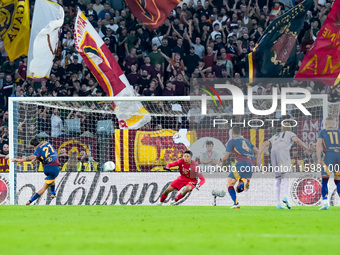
[[291, 175, 322, 206], [0, 175, 9, 204]]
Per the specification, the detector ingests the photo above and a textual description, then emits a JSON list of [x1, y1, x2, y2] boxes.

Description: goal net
[[6, 93, 339, 205]]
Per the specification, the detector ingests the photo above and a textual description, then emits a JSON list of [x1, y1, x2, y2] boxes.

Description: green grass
[[1, 206, 339, 255]]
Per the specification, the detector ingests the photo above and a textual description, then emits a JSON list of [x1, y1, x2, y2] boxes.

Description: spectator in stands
[[125, 28, 138, 54], [173, 72, 189, 96], [186, 35, 205, 59], [126, 64, 141, 86], [0, 38, 8, 65], [62, 31, 75, 59], [148, 44, 164, 67], [58, 147, 69, 169], [183, 46, 200, 76], [0, 143, 9, 159], [143, 77, 163, 96], [15, 57, 27, 82], [79, 150, 89, 171], [159, 38, 172, 58], [140, 56, 155, 77], [1, 111, 8, 127], [0, 71, 5, 89], [0, 125, 8, 146], [328, 86, 340, 103], [123, 48, 138, 74], [67, 109, 86, 133], [137, 69, 151, 93], [172, 38, 186, 59], [37, 107, 51, 135], [67, 55, 83, 75], [1, 60, 16, 76], [98, 3, 113, 20], [85, 3, 98, 20], [93, 0, 104, 14], [64, 151, 82, 172], [162, 81, 176, 96], [51, 108, 63, 138], [203, 46, 216, 68]]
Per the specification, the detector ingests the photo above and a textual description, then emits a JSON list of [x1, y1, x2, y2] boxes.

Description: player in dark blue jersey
[[316, 117, 340, 210], [12, 136, 60, 205], [222, 126, 259, 209]]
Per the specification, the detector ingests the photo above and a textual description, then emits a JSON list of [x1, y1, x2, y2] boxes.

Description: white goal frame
[[8, 94, 329, 205]]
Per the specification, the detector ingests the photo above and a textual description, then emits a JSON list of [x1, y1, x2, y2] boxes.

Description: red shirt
[[203, 54, 215, 68], [166, 159, 205, 186]]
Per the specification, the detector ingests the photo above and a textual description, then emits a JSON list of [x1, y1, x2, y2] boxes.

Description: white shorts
[[271, 149, 291, 178]]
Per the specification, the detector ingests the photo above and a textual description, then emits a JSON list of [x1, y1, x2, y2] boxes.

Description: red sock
[[175, 193, 184, 202], [160, 194, 167, 202]]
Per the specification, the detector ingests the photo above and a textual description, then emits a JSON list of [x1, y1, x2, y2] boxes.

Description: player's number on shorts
[[327, 132, 339, 145], [242, 140, 250, 152], [42, 144, 55, 158]]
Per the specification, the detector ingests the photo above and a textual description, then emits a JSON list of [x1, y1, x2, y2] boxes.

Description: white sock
[[323, 198, 329, 205], [276, 178, 282, 204], [282, 177, 289, 199]]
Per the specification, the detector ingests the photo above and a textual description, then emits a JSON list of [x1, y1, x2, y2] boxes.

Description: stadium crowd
[[0, 0, 339, 142]]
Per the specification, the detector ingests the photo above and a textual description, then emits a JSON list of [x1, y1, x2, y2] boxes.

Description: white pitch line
[[236, 233, 339, 239]]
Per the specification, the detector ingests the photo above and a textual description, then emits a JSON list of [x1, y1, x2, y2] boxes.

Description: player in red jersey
[[158, 150, 205, 205]]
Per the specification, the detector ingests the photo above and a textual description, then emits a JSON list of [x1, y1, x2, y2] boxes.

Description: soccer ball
[[103, 161, 115, 172]]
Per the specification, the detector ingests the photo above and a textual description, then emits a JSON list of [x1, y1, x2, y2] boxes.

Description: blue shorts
[[44, 165, 60, 184], [321, 152, 340, 176], [228, 161, 254, 180]]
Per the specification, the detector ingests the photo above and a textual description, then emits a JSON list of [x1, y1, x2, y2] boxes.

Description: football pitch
[[1, 206, 339, 255]]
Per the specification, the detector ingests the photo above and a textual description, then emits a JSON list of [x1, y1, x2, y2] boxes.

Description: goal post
[[7, 94, 338, 205]]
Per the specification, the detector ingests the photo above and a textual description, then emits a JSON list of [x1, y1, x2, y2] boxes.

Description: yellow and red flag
[[125, 0, 181, 30], [74, 10, 151, 129], [295, 0, 340, 86], [0, 0, 30, 61]]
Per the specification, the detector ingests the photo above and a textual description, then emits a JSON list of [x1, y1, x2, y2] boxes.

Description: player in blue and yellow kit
[[316, 117, 340, 210], [222, 126, 259, 209], [12, 136, 60, 205]]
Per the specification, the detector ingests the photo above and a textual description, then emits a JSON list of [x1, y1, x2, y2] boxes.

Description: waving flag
[[0, 0, 30, 61], [74, 9, 151, 129], [295, 0, 340, 86], [125, 0, 181, 30], [247, 0, 313, 82], [27, 0, 64, 79]]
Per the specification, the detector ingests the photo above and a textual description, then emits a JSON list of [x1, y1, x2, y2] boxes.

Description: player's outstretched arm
[[163, 166, 172, 172], [163, 159, 181, 171], [316, 137, 323, 165], [257, 140, 270, 165], [292, 136, 312, 154], [221, 151, 230, 167], [12, 155, 38, 163]]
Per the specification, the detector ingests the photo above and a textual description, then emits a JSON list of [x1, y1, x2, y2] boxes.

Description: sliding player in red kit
[[158, 150, 205, 205]]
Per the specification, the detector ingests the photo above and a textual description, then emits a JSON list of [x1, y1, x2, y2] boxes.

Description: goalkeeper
[[158, 150, 205, 205]]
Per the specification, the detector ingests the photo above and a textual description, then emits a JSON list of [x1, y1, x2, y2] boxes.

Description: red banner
[[74, 10, 151, 129], [125, 0, 181, 30], [295, 0, 340, 86]]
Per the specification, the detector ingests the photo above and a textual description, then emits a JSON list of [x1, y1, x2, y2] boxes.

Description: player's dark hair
[[29, 136, 40, 146], [184, 150, 193, 157], [206, 140, 214, 146], [232, 126, 241, 135]]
